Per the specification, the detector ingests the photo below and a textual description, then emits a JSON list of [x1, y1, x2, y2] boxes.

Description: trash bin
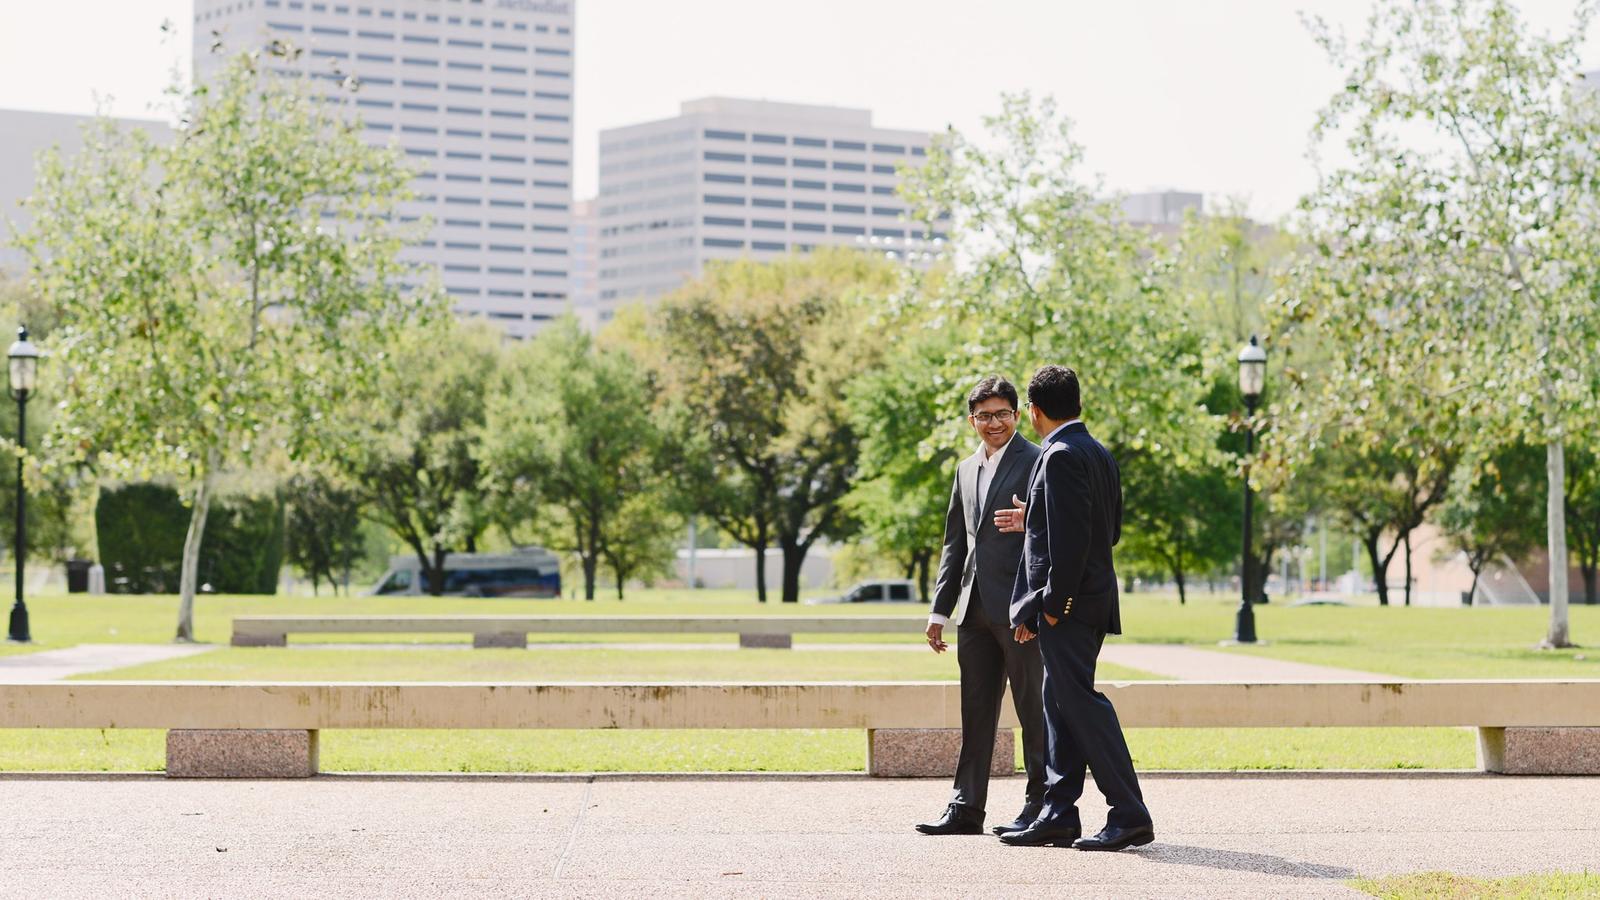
[[66, 558, 92, 593]]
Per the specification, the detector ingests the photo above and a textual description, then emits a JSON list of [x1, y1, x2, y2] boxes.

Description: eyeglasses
[[970, 410, 1017, 425]]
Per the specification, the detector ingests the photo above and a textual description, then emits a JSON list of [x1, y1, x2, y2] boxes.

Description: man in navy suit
[[998, 365, 1153, 851]]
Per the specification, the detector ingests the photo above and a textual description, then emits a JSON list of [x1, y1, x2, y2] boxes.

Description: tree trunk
[[1174, 562, 1187, 606], [615, 566, 625, 601], [426, 544, 448, 595], [915, 550, 932, 604], [1364, 532, 1389, 607], [1545, 440, 1572, 647], [581, 552, 598, 601], [752, 539, 768, 603], [779, 540, 805, 604], [1402, 528, 1413, 607], [174, 453, 218, 643], [1583, 563, 1597, 605]]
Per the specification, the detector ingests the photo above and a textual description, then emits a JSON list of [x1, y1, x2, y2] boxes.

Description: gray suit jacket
[[931, 431, 1041, 626]]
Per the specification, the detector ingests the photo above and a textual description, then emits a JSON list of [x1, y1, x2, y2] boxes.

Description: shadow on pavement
[[1137, 843, 1356, 879]]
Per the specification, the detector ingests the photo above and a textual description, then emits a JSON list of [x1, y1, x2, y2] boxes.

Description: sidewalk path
[[0, 644, 213, 682], [3, 773, 1594, 898], [1101, 643, 1394, 681]]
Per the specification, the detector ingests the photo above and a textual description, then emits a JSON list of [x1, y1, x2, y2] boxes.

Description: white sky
[[2, 0, 1596, 221]]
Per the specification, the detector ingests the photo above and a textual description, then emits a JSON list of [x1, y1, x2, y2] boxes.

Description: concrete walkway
[[0, 644, 213, 682], [3, 773, 1596, 897]]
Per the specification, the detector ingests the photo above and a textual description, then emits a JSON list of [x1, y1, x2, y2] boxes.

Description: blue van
[[369, 548, 562, 598]]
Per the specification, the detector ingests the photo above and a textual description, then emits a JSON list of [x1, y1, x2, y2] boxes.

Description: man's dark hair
[[967, 375, 1019, 414], [1026, 366, 1082, 421]]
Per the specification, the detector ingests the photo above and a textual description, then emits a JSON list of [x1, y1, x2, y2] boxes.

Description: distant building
[[193, 0, 576, 338], [595, 97, 942, 322], [1120, 189, 1203, 227], [0, 109, 173, 274], [569, 197, 599, 330]]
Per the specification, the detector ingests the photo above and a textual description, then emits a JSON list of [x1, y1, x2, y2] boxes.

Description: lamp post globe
[[1238, 335, 1266, 404], [1233, 335, 1266, 644], [6, 325, 36, 643]]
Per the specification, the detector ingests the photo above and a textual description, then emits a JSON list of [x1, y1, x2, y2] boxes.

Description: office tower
[[569, 197, 598, 330], [595, 97, 942, 322], [1120, 189, 1202, 227], [0, 110, 173, 273], [193, 0, 575, 338]]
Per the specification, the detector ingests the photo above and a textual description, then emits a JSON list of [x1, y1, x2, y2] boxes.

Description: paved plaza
[[3, 772, 1597, 898]]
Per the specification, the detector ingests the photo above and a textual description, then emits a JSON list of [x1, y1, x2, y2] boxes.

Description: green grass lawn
[[0, 588, 930, 655], [1121, 594, 1600, 679], [1351, 871, 1600, 899], [9, 590, 1599, 678]]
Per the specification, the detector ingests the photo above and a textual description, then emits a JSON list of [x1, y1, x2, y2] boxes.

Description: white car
[[806, 579, 921, 605]]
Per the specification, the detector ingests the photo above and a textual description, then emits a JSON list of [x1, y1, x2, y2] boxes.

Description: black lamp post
[[7, 326, 37, 644], [1233, 334, 1266, 644]]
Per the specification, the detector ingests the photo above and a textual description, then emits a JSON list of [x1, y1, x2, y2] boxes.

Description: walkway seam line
[[552, 775, 596, 880]]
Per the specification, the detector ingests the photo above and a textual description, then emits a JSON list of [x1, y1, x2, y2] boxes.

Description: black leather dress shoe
[[915, 803, 984, 835], [997, 821, 1082, 847], [990, 801, 1043, 836], [1073, 824, 1155, 851]]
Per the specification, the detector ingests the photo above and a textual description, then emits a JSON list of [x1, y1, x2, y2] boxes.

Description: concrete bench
[[230, 615, 924, 649], [4, 680, 1598, 778]]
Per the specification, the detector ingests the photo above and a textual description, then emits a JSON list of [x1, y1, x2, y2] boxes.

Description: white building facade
[[595, 97, 942, 322], [0, 110, 173, 274], [194, 0, 576, 338]]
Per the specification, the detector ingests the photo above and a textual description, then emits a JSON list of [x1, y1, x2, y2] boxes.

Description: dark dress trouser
[[950, 591, 1046, 815], [1035, 617, 1151, 830]]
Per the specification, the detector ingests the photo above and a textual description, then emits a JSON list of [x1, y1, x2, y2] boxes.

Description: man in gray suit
[[915, 376, 1047, 837]]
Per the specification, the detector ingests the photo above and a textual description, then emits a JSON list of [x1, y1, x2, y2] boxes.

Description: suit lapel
[[961, 452, 981, 534]]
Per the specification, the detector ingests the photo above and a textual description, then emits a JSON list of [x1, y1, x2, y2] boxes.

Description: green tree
[[900, 94, 1220, 485], [1565, 448, 1600, 605], [598, 489, 683, 601], [644, 248, 897, 604], [1297, 0, 1600, 645], [843, 327, 959, 603], [283, 469, 364, 596], [0, 274, 90, 564], [1119, 451, 1238, 605], [21, 48, 431, 639], [1437, 443, 1546, 604], [480, 317, 667, 601], [337, 321, 498, 596]]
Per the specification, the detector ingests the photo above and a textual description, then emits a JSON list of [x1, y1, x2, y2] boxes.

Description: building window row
[[263, 0, 568, 33], [699, 129, 928, 158]]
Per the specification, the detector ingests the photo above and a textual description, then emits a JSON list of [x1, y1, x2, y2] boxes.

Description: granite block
[[1479, 726, 1600, 775], [867, 728, 1014, 778], [166, 729, 319, 778]]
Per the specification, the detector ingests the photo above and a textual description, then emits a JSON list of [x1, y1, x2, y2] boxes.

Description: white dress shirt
[[928, 438, 1009, 629]]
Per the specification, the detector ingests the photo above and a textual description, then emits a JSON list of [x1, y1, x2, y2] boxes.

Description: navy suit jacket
[[1008, 421, 1124, 635]]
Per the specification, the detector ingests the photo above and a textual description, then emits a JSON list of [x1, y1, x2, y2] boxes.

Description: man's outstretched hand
[[926, 621, 948, 653], [994, 494, 1026, 533]]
